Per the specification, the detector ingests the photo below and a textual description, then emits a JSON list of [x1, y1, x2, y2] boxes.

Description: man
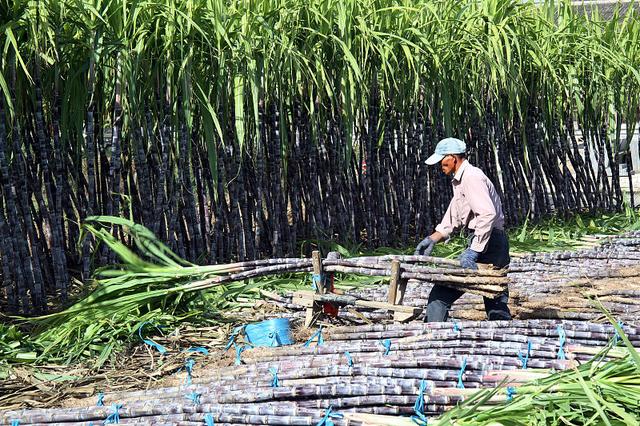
[[414, 137, 511, 322]]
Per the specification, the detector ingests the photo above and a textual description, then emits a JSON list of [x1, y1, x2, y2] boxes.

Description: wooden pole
[[389, 260, 414, 322], [312, 251, 327, 293], [304, 250, 325, 327], [387, 260, 400, 304]]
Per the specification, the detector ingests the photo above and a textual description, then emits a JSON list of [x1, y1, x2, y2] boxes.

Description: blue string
[[456, 358, 467, 389], [304, 327, 324, 347], [204, 413, 215, 426], [315, 406, 343, 426], [311, 273, 325, 291], [381, 339, 391, 356], [613, 321, 624, 345], [506, 386, 517, 401], [185, 358, 196, 385], [453, 322, 460, 332], [269, 367, 280, 387], [557, 325, 566, 360], [413, 379, 428, 414], [225, 325, 245, 351], [517, 341, 532, 369], [344, 351, 354, 367], [137, 322, 167, 355], [103, 403, 122, 425], [234, 343, 246, 365], [11, 420, 19, 426], [185, 391, 201, 404], [96, 392, 104, 406], [187, 347, 209, 356]]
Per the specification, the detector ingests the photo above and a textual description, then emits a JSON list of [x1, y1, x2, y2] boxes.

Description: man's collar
[[452, 159, 469, 182]]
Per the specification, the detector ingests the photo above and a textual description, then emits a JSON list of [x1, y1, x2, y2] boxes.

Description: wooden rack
[[294, 251, 422, 327]]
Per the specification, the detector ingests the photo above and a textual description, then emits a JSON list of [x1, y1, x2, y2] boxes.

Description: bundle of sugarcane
[[433, 356, 640, 425], [431, 318, 640, 425], [3, 319, 634, 425], [503, 232, 640, 322]]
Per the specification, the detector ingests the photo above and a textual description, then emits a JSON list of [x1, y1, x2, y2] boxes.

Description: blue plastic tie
[[517, 341, 532, 369], [187, 347, 209, 356], [613, 321, 624, 345], [268, 331, 280, 347], [137, 322, 167, 355], [304, 327, 324, 347], [185, 358, 196, 385], [96, 392, 104, 406], [413, 379, 428, 414], [557, 325, 567, 360], [411, 411, 429, 425], [185, 391, 201, 404], [269, 367, 280, 387], [204, 413, 215, 426], [506, 386, 517, 401], [103, 403, 122, 425], [234, 343, 246, 365], [344, 351, 354, 367], [315, 406, 343, 426], [311, 273, 325, 291], [456, 358, 467, 389], [225, 325, 245, 351], [453, 322, 460, 332], [381, 339, 391, 356], [11, 420, 19, 426]]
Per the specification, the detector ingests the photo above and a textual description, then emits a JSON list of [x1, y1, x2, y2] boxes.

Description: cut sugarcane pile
[[274, 231, 640, 323], [2, 320, 636, 425]]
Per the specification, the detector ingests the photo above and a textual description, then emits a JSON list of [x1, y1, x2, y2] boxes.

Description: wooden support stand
[[304, 251, 330, 327], [295, 291, 421, 317], [388, 260, 414, 322], [301, 254, 421, 327]]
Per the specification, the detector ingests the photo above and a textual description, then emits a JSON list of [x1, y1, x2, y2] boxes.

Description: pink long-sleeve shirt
[[434, 160, 504, 252]]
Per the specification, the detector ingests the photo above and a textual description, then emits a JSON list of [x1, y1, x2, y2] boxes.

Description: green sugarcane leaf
[[14, 352, 37, 361], [572, 367, 612, 426], [234, 74, 245, 153], [594, 299, 640, 370]]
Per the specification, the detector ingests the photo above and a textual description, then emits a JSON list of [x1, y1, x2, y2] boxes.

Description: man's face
[[441, 154, 457, 175]]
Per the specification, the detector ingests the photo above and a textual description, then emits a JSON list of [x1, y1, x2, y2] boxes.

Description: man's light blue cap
[[425, 137, 467, 165]]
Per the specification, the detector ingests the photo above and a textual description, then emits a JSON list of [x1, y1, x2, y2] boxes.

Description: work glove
[[458, 248, 480, 270], [414, 237, 436, 256]]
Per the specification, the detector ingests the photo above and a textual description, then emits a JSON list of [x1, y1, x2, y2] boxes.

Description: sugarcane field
[[3, 0, 640, 424]]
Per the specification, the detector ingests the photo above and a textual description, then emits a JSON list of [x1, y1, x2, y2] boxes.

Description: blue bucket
[[244, 318, 294, 347]]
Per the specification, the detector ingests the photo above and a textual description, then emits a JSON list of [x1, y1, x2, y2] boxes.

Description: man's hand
[[414, 237, 436, 256], [459, 248, 480, 270]]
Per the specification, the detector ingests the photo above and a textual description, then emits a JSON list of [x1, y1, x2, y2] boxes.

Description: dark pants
[[425, 229, 511, 322]]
